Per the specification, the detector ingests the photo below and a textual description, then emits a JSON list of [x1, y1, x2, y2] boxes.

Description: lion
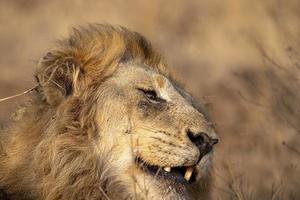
[[0, 24, 219, 200]]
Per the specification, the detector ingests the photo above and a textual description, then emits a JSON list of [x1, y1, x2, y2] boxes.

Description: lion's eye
[[138, 88, 163, 103], [144, 90, 158, 101]]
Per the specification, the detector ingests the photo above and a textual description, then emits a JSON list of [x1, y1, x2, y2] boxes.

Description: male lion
[[0, 24, 219, 200]]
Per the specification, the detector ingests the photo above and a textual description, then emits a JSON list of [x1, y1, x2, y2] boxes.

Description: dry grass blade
[[0, 85, 38, 103]]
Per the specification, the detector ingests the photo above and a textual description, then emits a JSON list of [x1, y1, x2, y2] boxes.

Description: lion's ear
[[35, 51, 84, 106]]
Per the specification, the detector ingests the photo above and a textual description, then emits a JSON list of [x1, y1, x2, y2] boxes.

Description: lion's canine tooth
[[184, 166, 194, 181], [163, 167, 171, 172]]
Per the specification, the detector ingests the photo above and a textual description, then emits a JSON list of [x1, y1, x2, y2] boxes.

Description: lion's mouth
[[135, 157, 197, 184]]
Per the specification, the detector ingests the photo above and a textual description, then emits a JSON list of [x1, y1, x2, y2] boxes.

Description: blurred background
[[1, 0, 300, 199]]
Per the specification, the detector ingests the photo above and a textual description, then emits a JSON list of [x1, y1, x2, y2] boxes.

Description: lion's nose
[[187, 130, 218, 156]]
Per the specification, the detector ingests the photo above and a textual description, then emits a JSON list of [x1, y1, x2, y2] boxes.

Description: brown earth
[[0, 0, 300, 199]]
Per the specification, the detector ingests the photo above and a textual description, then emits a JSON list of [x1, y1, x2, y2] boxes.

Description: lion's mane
[[0, 24, 171, 200]]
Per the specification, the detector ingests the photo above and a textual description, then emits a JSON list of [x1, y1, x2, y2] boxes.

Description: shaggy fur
[[0, 24, 217, 200]]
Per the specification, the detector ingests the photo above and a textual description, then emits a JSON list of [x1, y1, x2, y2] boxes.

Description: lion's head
[[94, 63, 219, 199], [0, 24, 218, 200]]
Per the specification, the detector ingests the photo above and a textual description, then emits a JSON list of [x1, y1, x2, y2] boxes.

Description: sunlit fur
[[0, 24, 217, 200]]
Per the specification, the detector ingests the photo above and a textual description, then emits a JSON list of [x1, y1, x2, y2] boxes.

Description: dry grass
[[0, 0, 300, 199]]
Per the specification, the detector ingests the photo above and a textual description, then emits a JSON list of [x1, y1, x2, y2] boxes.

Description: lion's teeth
[[163, 167, 171, 172], [184, 166, 194, 181]]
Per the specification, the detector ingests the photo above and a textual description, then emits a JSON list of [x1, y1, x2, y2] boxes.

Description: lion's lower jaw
[[144, 160, 213, 200], [116, 154, 214, 200], [119, 171, 189, 200]]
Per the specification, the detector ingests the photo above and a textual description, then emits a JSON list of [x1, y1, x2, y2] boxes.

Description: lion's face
[[96, 62, 219, 199]]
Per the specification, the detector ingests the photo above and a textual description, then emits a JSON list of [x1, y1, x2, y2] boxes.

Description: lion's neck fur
[[0, 96, 133, 200]]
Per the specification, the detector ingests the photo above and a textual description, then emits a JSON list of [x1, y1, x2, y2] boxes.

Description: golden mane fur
[[0, 24, 215, 200]]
